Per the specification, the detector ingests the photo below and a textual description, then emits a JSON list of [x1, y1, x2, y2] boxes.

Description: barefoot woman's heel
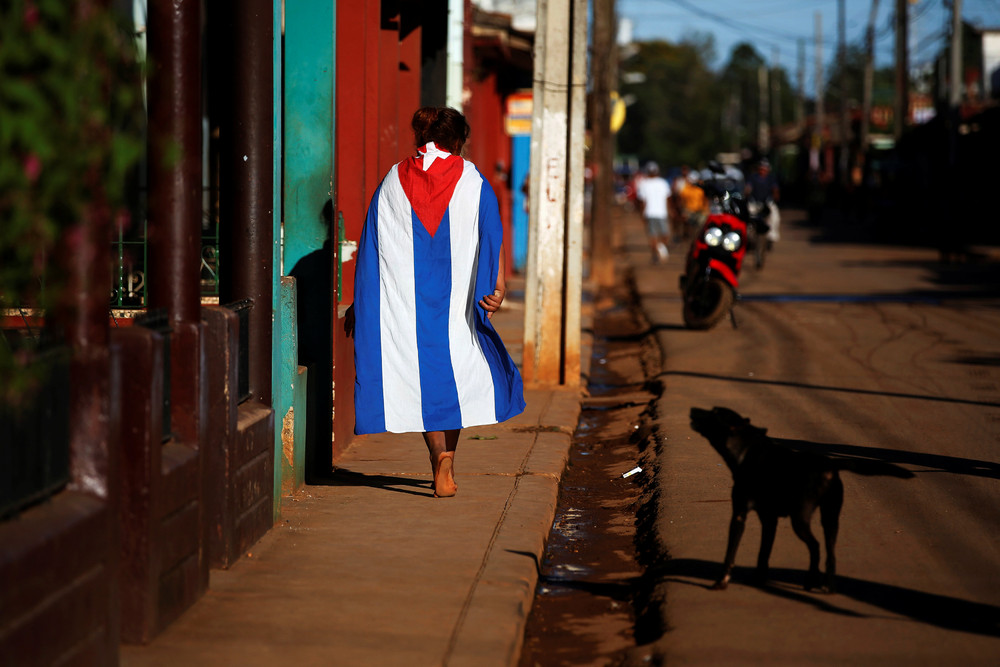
[[433, 452, 458, 498]]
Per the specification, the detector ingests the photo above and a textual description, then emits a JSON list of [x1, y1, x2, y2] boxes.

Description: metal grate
[[223, 299, 253, 403], [0, 341, 71, 520]]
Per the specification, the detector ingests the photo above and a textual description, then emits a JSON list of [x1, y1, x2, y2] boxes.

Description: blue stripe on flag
[[353, 183, 386, 434], [413, 208, 463, 429], [473, 176, 526, 422]]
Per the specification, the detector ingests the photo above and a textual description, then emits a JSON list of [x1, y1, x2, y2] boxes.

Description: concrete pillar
[[523, 0, 585, 386]]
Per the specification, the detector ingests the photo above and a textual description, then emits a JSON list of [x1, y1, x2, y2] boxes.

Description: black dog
[[689, 406, 914, 593]]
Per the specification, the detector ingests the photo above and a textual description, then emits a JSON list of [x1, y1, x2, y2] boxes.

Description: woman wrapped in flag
[[348, 107, 525, 498]]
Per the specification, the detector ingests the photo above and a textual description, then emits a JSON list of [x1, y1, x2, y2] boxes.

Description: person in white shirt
[[635, 161, 672, 263]]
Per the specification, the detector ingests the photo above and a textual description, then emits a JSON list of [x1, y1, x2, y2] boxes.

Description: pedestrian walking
[[746, 158, 781, 244], [678, 168, 709, 241], [635, 161, 672, 263], [346, 107, 525, 498]]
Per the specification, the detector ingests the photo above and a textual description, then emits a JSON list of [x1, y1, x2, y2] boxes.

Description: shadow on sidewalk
[[660, 559, 1000, 637], [310, 468, 434, 497], [773, 437, 1000, 481], [657, 369, 1000, 410]]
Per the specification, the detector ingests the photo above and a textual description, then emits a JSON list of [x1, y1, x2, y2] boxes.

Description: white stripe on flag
[[449, 163, 497, 426], [378, 167, 424, 432]]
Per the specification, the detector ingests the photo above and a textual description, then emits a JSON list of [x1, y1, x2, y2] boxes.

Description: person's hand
[[479, 289, 504, 319], [344, 304, 355, 338]]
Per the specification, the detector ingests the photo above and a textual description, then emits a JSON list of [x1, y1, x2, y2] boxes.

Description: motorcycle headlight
[[703, 226, 723, 246], [722, 231, 742, 252]]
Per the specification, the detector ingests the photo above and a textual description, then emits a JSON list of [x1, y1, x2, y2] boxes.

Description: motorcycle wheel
[[683, 275, 734, 329]]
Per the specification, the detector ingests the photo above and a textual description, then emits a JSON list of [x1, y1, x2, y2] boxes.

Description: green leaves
[[1, 0, 143, 395]]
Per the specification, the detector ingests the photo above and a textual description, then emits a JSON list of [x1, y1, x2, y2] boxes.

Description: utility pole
[[838, 0, 849, 185], [566, 0, 586, 385], [589, 0, 615, 289], [772, 47, 781, 148], [950, 0, 963, 108], [815, 12, 824, 157], [729, 91, 741, 151], [948, 0, 964, 174], [861, 0, 881, 154], [797, 38, 806, 134], [894, 0, 908, 140], [523, 0, 587, 386], [758, 65, 769, 153]]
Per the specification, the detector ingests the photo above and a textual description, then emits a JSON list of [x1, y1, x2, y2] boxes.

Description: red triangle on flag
[[396, 153, 465, 237]]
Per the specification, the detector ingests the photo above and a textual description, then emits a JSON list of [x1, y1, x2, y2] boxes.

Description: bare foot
[[433, 452, 458, 498]]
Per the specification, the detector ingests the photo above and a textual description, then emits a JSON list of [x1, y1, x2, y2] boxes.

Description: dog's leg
[[713, 508, 747, 590], [754, 513, 778, 584], [790, 512, 822, 591], [820, 479, 844, 593]]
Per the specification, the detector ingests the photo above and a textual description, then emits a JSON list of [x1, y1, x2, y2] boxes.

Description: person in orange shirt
[[678, 169, 709, 241]]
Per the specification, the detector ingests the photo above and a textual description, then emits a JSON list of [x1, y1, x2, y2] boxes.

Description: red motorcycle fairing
[[708, 257, 741, 288], [690, 212, 748, 287]]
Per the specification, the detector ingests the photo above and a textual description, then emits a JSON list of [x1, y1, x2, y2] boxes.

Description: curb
[[448, 390, 580, 666]]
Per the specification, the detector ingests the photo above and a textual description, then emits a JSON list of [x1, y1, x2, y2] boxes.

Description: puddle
[[519, 285, 657, 666]]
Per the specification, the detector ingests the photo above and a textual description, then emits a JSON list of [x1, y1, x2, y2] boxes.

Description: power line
[[661, 0, 819, 44]]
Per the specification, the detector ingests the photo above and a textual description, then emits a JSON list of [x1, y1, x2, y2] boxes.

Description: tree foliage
[[617, 39, 797, 169], [1, 0, 143, 397]]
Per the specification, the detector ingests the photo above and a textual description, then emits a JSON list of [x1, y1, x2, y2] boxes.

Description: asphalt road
[[627, 207, 1000, 665]]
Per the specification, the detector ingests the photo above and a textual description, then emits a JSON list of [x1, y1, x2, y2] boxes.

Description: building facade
[[0, 0, 534, 662]]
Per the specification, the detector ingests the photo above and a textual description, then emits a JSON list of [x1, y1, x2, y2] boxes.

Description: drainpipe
[[446, 0, 464, 109]]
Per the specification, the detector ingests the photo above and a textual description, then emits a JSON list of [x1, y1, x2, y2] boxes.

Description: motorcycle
[[679, 163, 748, 330]]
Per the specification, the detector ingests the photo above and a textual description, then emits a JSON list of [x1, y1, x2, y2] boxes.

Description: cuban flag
[[353, 143, 525, 435]]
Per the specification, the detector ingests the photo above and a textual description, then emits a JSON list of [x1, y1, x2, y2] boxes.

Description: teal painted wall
[[276, 277, 300, 498], [277, 1, 335, 509], [283, 1, 336, 272], [272, 0, 285, 519]]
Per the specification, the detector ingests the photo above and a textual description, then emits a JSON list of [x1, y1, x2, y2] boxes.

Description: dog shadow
[[309, 467, 434, 497], [773, 437, 1000, 480], [662, 558, 1000, 637]]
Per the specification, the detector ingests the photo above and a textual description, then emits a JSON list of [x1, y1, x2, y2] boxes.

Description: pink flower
[[23, 153, 42, 183], [115, 208, 133, 233], [24, 2, 40, 29]]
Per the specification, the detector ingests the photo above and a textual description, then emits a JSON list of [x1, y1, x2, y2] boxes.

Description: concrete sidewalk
[[121, 277, 587, 667]]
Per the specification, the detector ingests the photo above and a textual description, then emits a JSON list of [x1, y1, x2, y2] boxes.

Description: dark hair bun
[[412, 107, 470, 154]]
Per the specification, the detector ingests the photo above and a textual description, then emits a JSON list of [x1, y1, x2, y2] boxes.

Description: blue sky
[[618, 0, 1000, 95]]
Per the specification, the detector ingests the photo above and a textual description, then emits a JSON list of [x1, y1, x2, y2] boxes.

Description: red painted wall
[[332, 0, 367, 459], [332, 0, 424, 458]]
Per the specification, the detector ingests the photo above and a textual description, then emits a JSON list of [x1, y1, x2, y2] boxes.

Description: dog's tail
[[833, 458, 915, 478]]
